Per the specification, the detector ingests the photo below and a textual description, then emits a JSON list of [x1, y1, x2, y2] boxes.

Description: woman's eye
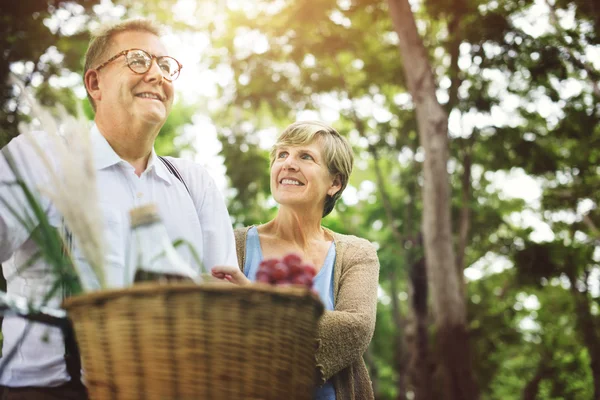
[[277, 151, 288, 158], [301, 154, 313, 160]]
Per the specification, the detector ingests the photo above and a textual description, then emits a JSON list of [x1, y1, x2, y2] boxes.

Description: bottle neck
[[132, 221, 173, 268], [130, 220, 200, 282]]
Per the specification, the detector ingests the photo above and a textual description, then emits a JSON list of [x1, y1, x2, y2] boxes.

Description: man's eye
[[158, 62, 172, 74], [130, 58, 147, 66]]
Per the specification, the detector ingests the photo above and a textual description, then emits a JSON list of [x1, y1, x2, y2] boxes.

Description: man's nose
[[144, 59, 164, 82]]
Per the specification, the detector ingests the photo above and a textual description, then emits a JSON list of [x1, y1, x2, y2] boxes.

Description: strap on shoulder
[[158, 156, 191, 195]]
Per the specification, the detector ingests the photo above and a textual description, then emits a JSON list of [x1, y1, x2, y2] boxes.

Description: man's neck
[[96, 118, 159, 176]]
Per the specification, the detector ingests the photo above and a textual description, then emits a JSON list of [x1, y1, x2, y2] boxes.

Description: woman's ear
[[328, 174, 343, 197], [84, 69, 102, 102]]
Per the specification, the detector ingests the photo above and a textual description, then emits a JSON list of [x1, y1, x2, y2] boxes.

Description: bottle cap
[[129, 204, 161, 228]]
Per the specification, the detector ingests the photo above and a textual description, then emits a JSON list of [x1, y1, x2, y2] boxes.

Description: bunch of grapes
[[256, 253, 316, 288]]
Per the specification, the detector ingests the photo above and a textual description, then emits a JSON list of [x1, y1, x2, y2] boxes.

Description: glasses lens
[[158, 57, 181, 80], [127, 50, 151, 73]]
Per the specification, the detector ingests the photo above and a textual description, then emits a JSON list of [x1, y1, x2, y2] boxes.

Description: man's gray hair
[[83, 18, 162, 111]]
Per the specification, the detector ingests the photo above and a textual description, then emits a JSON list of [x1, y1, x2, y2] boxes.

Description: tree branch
[[446, 0, 465, 113], [565, 272, 600, 399], [522, 354, 553, 400], [456, 135, 474, 284], [582, 213, 600, 239]]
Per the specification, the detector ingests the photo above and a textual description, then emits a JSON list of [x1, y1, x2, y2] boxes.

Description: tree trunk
[[446, 1, 471, 289], [362, 127, 411, 399], [390, 270, 409, 400], [402, 156, 433, 400], [387, 1, 479, 399], [522, 354, 552, 400], [456, 137, 473, 293], [409, 256, 433, 400], [568, 276, 600, 399]]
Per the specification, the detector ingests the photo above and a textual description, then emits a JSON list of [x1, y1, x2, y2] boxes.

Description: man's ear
[[328, 174, 343, 197], [84, 69, 102, 102]]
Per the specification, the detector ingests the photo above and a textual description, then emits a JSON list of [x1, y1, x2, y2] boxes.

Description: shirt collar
[[90, 124, 173, 186], [91, 124, 121, 170], [147, 150, 173, 185]]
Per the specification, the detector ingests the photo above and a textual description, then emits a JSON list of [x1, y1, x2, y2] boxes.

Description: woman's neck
[[260, 208, 328, 249]]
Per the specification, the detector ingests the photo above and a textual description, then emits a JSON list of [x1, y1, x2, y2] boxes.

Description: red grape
[[256, 253, 316, 289], [256, 270, 270, 283], [289, 262, 304, 276], [283, 253, 302, 267], [271, 262, 289, 281], [301, 264, 316, 278], [292, 274, 312, 286], [259, 259, 278, 269]]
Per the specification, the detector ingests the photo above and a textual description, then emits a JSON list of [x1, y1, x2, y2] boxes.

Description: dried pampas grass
[[11, 76, 106, 291]]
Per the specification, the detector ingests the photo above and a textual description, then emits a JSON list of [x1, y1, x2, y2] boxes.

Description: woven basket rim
[[62, 282, 323, 311]]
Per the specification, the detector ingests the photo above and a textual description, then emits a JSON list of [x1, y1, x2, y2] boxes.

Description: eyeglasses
[[95, 48, 183, 81]]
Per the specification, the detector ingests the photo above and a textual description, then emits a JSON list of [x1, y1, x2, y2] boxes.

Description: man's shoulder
[[4, 131, 54, 151], [160, 156, 208, 174], [2, 131, 61, 173], [159, 156, 214, 187]]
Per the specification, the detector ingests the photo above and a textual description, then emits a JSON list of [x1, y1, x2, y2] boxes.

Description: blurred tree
[[204, 0, 599, 399], [472, 0, 600, 395], [154, 100, 197, 156], [0, 1, 100, 147], [2, 0, 599, 399], [387, 0, 479, 397]]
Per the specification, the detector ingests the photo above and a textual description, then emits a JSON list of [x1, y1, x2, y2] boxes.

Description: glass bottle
[[129, 204, 200, 284]]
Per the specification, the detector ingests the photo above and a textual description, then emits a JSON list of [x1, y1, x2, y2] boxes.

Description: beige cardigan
[[234, 226, 379, 400]]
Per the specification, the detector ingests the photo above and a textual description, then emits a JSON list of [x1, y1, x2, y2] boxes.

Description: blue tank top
[[243, 226, 337, 400]]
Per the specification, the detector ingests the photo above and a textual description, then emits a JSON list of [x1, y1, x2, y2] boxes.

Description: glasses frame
[[94, 48, 183, 81]]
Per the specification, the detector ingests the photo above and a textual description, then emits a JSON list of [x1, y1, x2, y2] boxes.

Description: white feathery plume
[[11, 76, 106, 291]]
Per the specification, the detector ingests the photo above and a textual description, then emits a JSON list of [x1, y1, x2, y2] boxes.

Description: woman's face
[[270, 139, 341, 212]]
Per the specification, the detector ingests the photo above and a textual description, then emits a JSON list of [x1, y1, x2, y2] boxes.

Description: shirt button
[[137, 192, 144, 198]]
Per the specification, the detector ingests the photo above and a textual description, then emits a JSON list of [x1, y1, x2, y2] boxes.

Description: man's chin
[[138, 109, 168, 125]]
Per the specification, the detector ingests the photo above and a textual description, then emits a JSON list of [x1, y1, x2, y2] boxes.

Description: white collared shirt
[[0, 125, 238, 387]]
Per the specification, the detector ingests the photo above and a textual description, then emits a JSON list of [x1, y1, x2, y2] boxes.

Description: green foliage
[[217, 123, 275, 226], [0, 1, 100, 147], [471, 278, 595, 400], [205, 0, 600, 398], [2, 1, 599, 399], [155, 100, 197, 157]]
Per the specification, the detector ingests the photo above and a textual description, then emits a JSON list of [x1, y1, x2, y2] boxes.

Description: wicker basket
[[62, 282, 324, 400]]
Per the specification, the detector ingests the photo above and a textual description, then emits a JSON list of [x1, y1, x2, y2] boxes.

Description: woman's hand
[[211, 265, 251, 286]]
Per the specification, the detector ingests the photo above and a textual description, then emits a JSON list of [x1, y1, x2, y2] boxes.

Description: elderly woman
[[212, 121, 380, 400]]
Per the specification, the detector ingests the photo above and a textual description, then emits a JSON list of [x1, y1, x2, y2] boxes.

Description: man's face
[[94, 31, 174, 129]]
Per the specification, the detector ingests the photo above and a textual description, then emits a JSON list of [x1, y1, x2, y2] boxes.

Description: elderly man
[[0, 18, 238, 399]]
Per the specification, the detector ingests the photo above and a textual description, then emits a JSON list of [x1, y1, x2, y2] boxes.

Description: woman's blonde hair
[[270, 121, 354, 217], [83, 18, 162, 111]]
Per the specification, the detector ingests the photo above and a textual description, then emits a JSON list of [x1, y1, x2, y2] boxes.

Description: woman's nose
[[282, 156, 298, 170]]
